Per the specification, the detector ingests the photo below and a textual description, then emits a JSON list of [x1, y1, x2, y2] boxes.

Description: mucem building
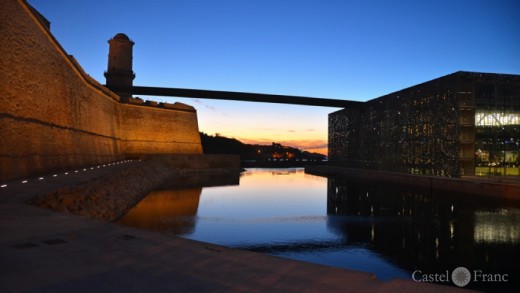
[[329, 71, 520, 177]]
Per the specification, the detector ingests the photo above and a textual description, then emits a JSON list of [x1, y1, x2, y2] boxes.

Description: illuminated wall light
[[53, 174, 57, 177], [22, 180, 28, 183], [1, 184, 7, 188], [38, 177, 44, 180], [64, 172, 69, 175], [90, 167, 94, 170], [74, 170, 78, 173], [83, 169, 87, 171]]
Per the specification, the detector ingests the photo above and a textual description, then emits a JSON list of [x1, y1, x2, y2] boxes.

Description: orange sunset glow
[[188, 99, 335, 156]]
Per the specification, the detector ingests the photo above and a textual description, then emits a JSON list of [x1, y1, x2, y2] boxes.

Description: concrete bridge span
[[129, 86, 362, 108]]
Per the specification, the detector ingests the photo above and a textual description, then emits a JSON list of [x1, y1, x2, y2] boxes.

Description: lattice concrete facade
[[329, 72, 520, 177]]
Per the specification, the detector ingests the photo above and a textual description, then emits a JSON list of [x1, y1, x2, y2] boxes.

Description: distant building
[[329, 71, 520, 177]]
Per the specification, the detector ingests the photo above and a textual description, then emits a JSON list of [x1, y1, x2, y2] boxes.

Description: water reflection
[[118, 188, 202, 234], [327, 177, 520, 291], [118, 171, 239, 234], [474, 210, 520, 244], [118, 169, 520, 291]]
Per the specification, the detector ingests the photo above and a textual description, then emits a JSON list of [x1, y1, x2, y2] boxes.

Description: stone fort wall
[[0, 0, 202, 182], [121, 101, 202, 159]]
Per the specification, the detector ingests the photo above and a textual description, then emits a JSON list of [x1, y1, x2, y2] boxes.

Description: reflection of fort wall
[[118, 188, 202, 235], [118, 171, 239, 234]]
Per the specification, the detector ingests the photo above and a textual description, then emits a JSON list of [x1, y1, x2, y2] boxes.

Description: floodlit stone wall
[[121, 103, 202, 158], [0, 0, 202, 182]]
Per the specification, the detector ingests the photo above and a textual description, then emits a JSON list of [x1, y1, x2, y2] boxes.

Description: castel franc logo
[[412, 266, 508, 287], [451, 267, 471, 287]]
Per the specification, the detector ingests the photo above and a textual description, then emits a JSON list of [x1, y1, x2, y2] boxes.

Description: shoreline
[[305, 165, 520, 200], [0, 160, 466, 292], [29, 158, 242, 222]]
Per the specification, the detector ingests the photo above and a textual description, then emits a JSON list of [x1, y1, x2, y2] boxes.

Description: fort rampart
[[0, 0, 202, 182]]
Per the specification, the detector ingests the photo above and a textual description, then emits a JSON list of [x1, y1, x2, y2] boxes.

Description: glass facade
[[474, 81, 520, 176], [329, 72, 520, 177]]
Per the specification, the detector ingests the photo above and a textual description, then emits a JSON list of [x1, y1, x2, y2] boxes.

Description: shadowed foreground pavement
[[0, 162, 468, 292]]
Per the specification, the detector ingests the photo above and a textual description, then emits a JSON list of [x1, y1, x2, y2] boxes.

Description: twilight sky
[[28, 0, 520, 155]]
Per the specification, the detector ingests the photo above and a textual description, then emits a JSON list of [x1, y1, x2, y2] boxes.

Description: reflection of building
[[326, 177, 520, 291], [329, 71, 520, 177], [473, 210, 520, 244]]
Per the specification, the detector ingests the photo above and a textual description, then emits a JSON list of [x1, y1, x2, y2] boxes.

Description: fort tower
[[104, 33, 135, 101]]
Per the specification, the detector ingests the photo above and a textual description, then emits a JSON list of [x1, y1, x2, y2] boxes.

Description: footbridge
[[129, 86, 362, 108]]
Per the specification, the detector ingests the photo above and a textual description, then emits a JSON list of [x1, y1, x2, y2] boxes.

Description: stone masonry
[[0, 0, 202, 182]]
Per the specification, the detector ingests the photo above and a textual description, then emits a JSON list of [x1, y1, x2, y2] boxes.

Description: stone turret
[[104, 33, 135, 101]]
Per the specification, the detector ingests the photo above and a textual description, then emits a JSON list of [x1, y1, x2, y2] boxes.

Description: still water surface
[[119, 168, 520, 291]]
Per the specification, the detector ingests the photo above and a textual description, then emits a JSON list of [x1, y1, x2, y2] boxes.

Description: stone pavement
[[0, 161, 468, 292]]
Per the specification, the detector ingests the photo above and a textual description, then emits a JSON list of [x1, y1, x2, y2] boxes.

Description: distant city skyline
[[28, 0, 520, 155]]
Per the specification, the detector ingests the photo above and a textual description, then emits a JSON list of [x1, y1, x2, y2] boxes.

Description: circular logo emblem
[[451, 267, 471, 287]]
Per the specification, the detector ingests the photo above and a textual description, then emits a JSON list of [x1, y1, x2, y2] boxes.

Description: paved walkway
[[0, 162, 467, 292]]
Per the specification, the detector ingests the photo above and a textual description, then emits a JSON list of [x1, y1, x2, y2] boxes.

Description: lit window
[[475, 112, 520, 126]]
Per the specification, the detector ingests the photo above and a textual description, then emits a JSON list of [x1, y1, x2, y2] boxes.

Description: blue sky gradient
[[28, 0, 520, 154]]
